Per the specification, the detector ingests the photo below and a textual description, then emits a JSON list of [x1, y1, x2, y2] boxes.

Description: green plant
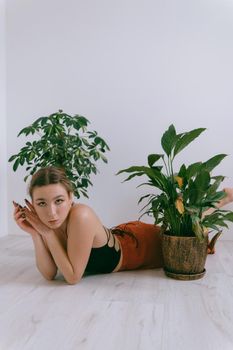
[[9, 109, 110, 199], [118, 124, 233, 240]]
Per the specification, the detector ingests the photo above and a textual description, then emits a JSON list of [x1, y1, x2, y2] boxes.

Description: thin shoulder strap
[[103, 226, 111, 243], [103, 226, 117, 248]]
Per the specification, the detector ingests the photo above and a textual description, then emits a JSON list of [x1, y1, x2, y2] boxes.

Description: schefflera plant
[[9, 110, 110, 199], [118, 124, 233, 240]]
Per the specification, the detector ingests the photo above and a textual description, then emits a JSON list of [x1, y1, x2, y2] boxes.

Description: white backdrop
[[0, 0, 7, 237], [6, 0, 233, 238]]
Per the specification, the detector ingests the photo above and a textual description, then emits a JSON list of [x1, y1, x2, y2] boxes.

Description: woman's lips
[[48, 219, 59, 225]]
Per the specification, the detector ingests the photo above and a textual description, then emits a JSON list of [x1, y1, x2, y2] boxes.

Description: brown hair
[[28, 166, 74, 198]]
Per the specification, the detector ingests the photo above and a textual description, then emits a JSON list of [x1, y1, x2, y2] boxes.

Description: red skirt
[[112, 221, 164, 271]]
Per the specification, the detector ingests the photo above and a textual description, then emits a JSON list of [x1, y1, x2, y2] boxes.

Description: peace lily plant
[[118, 125, 233, 240]]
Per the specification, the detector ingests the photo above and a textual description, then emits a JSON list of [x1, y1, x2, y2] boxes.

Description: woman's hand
[[23, 200, 53, 237], [13, 201, 39, 237]]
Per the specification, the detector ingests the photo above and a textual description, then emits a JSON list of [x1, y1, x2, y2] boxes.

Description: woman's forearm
[[32, 234, 58, 281], [45, 231, 80, 285]]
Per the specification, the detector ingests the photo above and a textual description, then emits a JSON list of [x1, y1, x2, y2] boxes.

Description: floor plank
[[1, 235, 233, 350]]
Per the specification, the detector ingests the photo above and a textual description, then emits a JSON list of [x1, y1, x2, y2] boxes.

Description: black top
[[85, 227, 121, 274]]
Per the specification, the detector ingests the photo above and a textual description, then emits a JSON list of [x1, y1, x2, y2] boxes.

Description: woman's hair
[[28, 166, 74, 198]]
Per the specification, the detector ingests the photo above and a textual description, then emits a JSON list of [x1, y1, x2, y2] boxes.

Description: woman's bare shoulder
[[67, 203, 103, 237], [69, 203, 97, 220]]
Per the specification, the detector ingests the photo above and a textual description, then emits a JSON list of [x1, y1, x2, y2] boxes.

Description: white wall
[[0, 0, 7, 237], [6, 0, 233, 239]]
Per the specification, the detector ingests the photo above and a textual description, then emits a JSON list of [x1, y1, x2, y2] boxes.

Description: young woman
[[13, 166, 233, 285]]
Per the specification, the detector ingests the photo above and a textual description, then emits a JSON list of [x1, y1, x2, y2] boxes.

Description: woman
[[13, 166, 233, 285]]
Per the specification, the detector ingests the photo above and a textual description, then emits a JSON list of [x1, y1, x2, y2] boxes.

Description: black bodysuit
[[85, 227, 121, 274]]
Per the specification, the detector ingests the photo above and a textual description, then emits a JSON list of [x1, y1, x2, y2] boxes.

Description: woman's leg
[[204, 188, 233, 254], [203, 187, 233, 218], [217, 188, 233, 207]]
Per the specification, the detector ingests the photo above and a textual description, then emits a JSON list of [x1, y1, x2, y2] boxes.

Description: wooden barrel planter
[[161, 233, 208, 280]]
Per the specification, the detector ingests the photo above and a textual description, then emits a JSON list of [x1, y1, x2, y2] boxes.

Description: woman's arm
[[25, 204, 100, 285], [45, 205, 98, 284], [202, 188, 233, 218], [32, 234, 58, 281], [44, 232, 81, 285], [13, 201, 58, 281]]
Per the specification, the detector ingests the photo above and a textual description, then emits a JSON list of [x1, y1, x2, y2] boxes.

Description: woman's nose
[[47, 205, 57, 218]]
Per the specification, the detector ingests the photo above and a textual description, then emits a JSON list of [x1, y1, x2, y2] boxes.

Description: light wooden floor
[[1, 235, 233, 350]]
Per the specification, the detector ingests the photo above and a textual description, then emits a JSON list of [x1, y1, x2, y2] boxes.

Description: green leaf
[[24, 175, 29, 182], [206, 224, 221, 231], [186, 162, 202, 179], [195, 170, 210, 189], [41, 117, 49, 126], [188, 180, 198, 204], [32, 116, 45, 126], [73, 116, 89, 130], [80, 190, 89, 198], [173, 128, 206, 158], [122, 172, 145, 182], [94, 136, 102, 145], [117, 166, 147, 175], [13, 158, 20, 171], [194, 170, 210, 203], [206, 177, 224, 197], [161, 124, 176, 157], [224, 212, 233, 222], [207, 191, 226, 203], [178, 164, 187, 178], [99, 153, 108, 163], [203, 154, 227, 172], [8, 154, 17, 162], [147, 154, 163, 167], [117, 166, 166, 190], [29, 152, 35, 161], [191, 215, 204, 240], [19, 157, 25, 166], [17, 127, 32, 137], [138, 194, 152, 204]]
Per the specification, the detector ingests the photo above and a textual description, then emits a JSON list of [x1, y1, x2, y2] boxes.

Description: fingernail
[[14, 201, 23, 208], [24, 198, 29, 203]]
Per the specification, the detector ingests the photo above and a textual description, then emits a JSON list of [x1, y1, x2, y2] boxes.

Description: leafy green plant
[[118, 124, 233, 240], [9, 109, 110, 198]]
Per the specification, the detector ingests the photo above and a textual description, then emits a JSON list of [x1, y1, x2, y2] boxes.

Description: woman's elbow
[[38, 268, 57, 281], [36, 264, 57, 282], [66, 274, 82, 285], [43, 272, 57, 281]]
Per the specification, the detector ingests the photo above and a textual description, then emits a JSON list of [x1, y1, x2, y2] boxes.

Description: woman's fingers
[[13, 200, 36, 217], [13, 201, 23, 209], [13, 203, 30, 221], [23, 208, 39, 227], [13, 201, 24, 216], [13, 201, 39, 236], [14, 210, 26, 221], [24, 199, 36, 213], [23, 206, 36, 218]]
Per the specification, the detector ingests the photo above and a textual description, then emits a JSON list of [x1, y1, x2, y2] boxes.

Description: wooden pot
[[162, 233, 208, 280]]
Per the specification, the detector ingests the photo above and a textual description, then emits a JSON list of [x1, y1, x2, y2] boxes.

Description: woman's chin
[[47, 220, 60, 228]]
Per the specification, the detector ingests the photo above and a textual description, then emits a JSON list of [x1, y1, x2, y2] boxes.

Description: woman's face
[[32, 183, 73, 229]]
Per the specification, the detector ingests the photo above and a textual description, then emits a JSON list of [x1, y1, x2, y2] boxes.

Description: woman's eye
[[56, 199, 64, 204], [38, 202, 46, 207]]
